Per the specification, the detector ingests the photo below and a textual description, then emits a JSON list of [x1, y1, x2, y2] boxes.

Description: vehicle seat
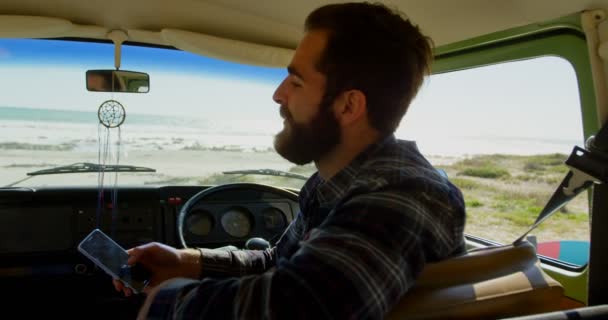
[[386, 241, 565, 319], [501, 304, 608, 319]]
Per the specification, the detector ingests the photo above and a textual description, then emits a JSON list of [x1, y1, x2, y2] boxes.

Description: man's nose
[[273, 79, 287, 105]]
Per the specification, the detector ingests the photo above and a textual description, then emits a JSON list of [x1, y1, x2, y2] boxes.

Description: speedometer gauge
[[187, 210, 214, 236], [221, 208, 252, 238], [262, 207, 286, 230]]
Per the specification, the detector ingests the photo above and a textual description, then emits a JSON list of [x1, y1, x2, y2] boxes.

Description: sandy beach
[[1, 149, 295, 187], [1, 148, 462, 188]]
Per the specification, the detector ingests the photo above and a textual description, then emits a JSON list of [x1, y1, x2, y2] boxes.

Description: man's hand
[[113, 242, 202, 296]]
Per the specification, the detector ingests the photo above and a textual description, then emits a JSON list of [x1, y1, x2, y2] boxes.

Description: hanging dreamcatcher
[[95, 30, 130, 234], [98, 100, 126, 129], [96, 99, 126, 234]]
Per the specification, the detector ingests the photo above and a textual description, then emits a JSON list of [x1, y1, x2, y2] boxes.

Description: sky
[[399, 56, 584, 141], [0, 39, 585, 149]]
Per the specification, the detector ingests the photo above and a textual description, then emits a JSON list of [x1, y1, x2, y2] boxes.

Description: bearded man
[[115, 2, 466, 319]]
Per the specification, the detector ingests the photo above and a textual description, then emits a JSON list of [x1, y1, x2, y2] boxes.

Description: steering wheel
[[177, 183, 299, 249]]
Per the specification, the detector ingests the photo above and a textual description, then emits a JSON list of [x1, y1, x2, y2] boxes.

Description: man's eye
[[290, 81, 302, 88]]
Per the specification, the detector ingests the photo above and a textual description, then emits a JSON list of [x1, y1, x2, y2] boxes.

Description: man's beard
[[273, 103, 341, 165]]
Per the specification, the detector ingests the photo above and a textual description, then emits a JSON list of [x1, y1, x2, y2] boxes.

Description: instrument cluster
[[184, 200, 296, 245]]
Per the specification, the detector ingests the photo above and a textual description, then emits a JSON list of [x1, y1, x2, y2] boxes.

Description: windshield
[[0, 39, 315, 189]]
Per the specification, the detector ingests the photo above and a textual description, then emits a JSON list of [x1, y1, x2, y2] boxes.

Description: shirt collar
[[315, 134, 396, 207]]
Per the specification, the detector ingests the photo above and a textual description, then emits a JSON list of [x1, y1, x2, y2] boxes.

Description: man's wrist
[[178, 248, 203, 279], [197, 248, 205, 279]]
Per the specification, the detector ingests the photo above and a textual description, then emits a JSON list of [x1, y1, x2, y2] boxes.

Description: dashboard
[[0, 184, 299, 318]]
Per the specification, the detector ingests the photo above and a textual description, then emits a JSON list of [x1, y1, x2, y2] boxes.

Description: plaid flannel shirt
[[145, 135, 466, 319]]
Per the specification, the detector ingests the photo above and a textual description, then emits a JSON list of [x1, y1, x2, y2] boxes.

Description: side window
[[396, 56, 589, 267]]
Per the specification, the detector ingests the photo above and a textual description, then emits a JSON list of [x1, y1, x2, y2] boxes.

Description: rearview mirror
[[86, 70, 150, 93]]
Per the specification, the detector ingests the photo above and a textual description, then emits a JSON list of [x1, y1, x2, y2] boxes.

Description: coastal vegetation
[[439, 153, 588, 244]]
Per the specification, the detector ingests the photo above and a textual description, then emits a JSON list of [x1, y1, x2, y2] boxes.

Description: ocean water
[[0, 106, 582, 156], [0, 106, 276, 153]]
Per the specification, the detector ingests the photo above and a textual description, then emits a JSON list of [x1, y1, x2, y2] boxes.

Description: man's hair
[[305, 2, 433, 135]]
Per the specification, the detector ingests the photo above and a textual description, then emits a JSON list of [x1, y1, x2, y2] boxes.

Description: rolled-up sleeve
[[198, 247, 276, 278]]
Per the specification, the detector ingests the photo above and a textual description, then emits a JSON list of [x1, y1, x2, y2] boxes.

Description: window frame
[[431, 14, 596, 304]]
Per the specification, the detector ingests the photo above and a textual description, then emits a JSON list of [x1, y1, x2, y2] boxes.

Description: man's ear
[[334, 89, 367, 126]]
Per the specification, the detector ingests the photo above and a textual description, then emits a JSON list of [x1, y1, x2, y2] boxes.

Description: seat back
[[386, 241, 564, 319], [502, 304, 608, 320]]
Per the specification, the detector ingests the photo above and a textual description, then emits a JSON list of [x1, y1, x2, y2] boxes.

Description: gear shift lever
[[245, 237, 270, 250]]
